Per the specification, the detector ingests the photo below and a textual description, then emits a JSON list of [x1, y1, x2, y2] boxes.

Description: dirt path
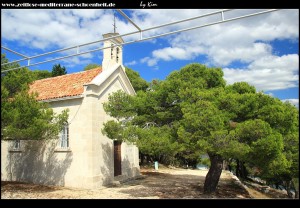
[[242, 180, 289, 199], [0, 167, 258, 199], [244, 186, 270, 199]]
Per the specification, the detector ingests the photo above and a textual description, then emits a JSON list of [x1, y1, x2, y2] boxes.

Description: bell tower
[[102, 13, 124, 71]]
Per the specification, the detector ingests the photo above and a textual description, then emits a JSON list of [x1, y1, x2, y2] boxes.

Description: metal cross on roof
[[112, 11, 117, 33]]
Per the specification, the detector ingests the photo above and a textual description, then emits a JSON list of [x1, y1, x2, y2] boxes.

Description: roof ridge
[[32, 67, 102, 82]]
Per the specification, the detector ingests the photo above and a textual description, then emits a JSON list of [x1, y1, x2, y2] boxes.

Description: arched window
[[59, 123, 69, 149]]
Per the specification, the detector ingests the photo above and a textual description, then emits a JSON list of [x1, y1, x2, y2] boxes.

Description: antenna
[[112, 11, 117, 33]]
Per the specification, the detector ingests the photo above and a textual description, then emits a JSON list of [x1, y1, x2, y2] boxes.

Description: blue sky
[[1, 9, 299, 107]]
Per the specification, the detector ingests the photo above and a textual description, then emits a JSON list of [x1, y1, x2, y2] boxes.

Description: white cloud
[[140, 57, 150, 63], [170, 10, 297, 66], [282, 99, 299, 108], [140, 56, 157, 66], [60, 56, 92, 68], [1, 9, 132, 50], [1, 9, 136, 64], [209, 43, 272, 66], [248, 54, 299, 72], [125, 60, 137, 66], [147, 59, 158, 67], [1, 9, 144, 70], [223, 54, 299, 91], [71, 9, 104, 19], [131, 9, 299, 91], [152, 46, 201, 61]]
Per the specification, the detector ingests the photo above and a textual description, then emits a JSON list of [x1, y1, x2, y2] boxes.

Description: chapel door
[[114, 140, 122, 176]]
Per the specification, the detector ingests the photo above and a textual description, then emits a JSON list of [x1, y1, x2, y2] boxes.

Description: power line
[[1, 9, 279, 73], [1, 46, 28, 58], [2, 9, 231, 67]]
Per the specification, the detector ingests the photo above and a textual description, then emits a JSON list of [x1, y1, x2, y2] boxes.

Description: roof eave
[[38, 95, 84, 103]]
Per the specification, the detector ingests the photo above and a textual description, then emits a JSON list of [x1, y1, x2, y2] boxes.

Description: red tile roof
[[29, 67, 102, 101]]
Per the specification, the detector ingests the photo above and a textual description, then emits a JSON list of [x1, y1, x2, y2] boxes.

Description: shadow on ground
[[117, 170, 251, 199], [1, 181, 60, 193], [1, 169, 252, 199]]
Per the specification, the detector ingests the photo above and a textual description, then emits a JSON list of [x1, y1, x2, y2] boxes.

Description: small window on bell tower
[[116, 47, 119, 63], [111, 44, 114, 59]]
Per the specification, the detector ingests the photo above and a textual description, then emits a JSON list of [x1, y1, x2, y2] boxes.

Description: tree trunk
[[235, 160, 247, 179], [236, 159, 240, 177], [222, 160, 228, 170], [140, 153, 145, 165], [203, 153, 223, 194], [228, 158, 233, 172], [294, 187, 299, 199], [295, 189, 299, 199], [284, 180, 293, 198], [228, 164, 232, 172], [149, 156, 154, 163], [240, 161, 248, 179], [291, 178, 299, 199]]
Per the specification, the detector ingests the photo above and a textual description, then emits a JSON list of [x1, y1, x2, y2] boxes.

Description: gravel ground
[[1, 167, 255, 199]]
